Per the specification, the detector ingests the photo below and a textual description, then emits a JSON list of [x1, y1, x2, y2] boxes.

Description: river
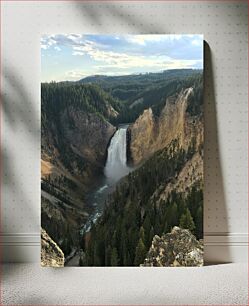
[[66, 124, 131, 266]]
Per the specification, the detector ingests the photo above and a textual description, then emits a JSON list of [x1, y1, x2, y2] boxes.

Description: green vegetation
[[79, 69, 203, 123], [134, 238, 147, 266], [83, 139, 203, 266], [41, 69, 204, 264], [179, 208, 196, 233], [42, 69, 203, 128], [42, 82, 122, 123]]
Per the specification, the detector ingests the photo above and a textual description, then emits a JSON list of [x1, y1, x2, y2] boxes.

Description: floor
[[2, 263, 248, 305]]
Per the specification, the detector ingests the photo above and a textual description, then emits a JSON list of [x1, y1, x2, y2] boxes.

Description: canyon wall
[[128, 88, 203, 166], [41, 84, 116, 256]]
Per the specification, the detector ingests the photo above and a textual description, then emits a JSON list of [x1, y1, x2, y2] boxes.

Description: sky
[[41, 34, 203, 82]]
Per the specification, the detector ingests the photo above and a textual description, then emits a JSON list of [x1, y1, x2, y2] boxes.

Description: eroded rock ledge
[[41, 228, 65, 267], [143, 226, 203, 267]]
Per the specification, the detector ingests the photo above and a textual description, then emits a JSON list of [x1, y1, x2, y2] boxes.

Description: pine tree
[[171, 202, 178, 226], [111, 248, 119, 266], [179, 208, 195, 233], [79, 250, 87, 266], [143, 214, 151, 246], [163, 221, 169, 234], [105, 245, 112, 266], [134, 238, 147, 266], [148, 226, 155, 246], [93, 243, 101, 266], [195, 206, 203, 239], [139, 226, 145, 242]]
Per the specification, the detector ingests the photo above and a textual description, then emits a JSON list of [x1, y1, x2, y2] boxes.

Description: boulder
[[143, 226, 203, 267], [41, 228, 65, 267]]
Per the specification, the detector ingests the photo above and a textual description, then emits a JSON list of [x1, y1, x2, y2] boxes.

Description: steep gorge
[[84, 83, 204, 266], [41, 83, 117, 257]]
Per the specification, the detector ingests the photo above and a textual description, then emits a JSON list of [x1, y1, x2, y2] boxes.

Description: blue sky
[[41, 34, 203, 82]]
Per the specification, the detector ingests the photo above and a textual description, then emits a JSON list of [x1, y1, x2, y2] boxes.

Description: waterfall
[[104, 125, 130, 183], [79, 125, 131, 236]]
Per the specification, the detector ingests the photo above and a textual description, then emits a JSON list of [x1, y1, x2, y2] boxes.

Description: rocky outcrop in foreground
[[41, 228, 64, 267], [143, 226, 203, 267]]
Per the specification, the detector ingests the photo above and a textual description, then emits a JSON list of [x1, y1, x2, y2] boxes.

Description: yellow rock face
[[128, 88, 203, 166], [41, 228, 64, 267]]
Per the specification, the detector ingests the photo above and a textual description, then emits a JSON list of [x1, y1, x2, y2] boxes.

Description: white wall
[[1, 1, 248, 263]]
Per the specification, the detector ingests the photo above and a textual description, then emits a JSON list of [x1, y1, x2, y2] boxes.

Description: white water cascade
[[104, 125, 130, 183], [79, 125, 131, 236]]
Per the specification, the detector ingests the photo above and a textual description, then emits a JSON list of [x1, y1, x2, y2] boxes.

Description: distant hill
[[78, 69, 203, 123], [78, 69, 201, 89]]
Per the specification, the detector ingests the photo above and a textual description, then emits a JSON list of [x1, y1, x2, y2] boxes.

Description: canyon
[[41, 69, 203, 266]]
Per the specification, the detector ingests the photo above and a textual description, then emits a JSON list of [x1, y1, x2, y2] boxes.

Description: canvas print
[[41, 34, 204, 267]]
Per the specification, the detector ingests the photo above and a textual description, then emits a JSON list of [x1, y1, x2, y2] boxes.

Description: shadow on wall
[[1, 66, 40, 229], [204, 42, 231, 264], [75, 2, 166, 33], [0, 2, 165, 251], [1, 67, 40, 255]]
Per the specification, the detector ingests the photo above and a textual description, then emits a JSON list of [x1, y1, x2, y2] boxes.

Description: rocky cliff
[[41, 228, 64, 267], [41, 111, 115, 256], [127, 88, 203, 166], [42, 109, 115, 187], [151, 151, 203, 206], [41, 83, 117, 259], [142, 226, 203, 267]]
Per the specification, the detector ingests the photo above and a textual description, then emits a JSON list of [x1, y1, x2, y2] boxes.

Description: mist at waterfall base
[[81, 125, 132, 234]]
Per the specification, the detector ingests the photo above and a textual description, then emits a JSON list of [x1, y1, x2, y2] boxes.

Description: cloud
[[124, 34, 199, 46], [42, 34, 203, 81], [41, 35, 57, 50], [191, 39, 203, 46], [72, 51, 84, 56], [65, 69, 87, 80], [41, 34, 85, 50], [95, 58, 202, 72], [71, 39, 202, 71], [125, 34, 184, 45]]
